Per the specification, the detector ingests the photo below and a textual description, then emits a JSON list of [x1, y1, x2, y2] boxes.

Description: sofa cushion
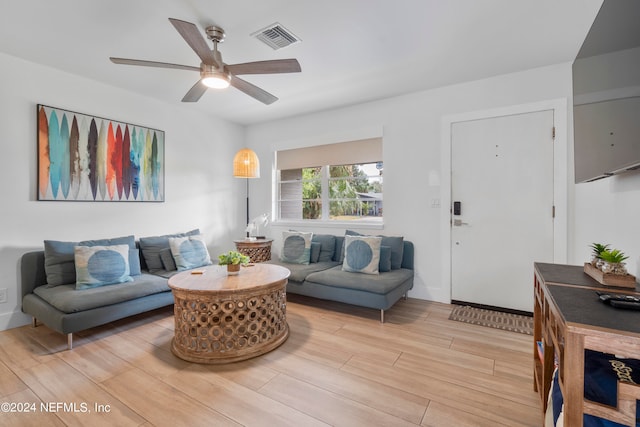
[[312, 234, 336, 262], [139, 229, 200, 273], [280, 231, 312, 264], [305, 266, 414, 295], [346, 230, 404, 269], [169, 234, 212, 271], [342, 235, 382, 275], [267, 259, 340, 283], [44, 235, 140, 286], [129, 249, 142, 275], [379, 246, 392, 272], [333, 235, 345, 262], [159, 247, 177, 271], [75, 244, 133, 289], [148, 269, 180, 279], [33, 273, 170, 314], [310, 242, 322, 263]]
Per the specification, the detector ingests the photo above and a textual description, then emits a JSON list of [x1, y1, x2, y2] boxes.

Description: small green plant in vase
[[218, 251, 250, 275], [599, 249, 629, 275], [589, 243, 610, 268]]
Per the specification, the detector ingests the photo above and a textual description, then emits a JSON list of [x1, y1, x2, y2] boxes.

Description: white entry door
[[450, 110, 554, 312]]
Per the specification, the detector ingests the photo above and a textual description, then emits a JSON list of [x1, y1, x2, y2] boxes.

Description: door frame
[[440, 99, 568, 303]]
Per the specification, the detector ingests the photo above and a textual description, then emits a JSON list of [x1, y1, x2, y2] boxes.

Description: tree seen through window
[[286, 162, 382, 221]]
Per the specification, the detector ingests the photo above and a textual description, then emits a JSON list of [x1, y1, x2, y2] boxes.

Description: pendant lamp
[[233, 148, 260, 237]]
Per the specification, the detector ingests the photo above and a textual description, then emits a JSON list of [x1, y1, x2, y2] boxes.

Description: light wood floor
[[0, 295, 541, 426]]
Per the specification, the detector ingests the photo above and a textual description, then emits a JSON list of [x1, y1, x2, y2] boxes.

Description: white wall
[[0, 52, 246, 330], [247, 63, 581, 304], [572, 172, 640, 280]]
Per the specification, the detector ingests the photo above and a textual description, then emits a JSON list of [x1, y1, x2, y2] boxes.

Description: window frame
[[275, 162, 384, 228]]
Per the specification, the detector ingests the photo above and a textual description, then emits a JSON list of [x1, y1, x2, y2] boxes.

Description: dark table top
[[535, 262, 640, 292], [535, 263, 640, 334], [545, 284, 640, 334]]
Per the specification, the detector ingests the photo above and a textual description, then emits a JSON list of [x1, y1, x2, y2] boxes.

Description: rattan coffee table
[[168, 263, 290, 364]]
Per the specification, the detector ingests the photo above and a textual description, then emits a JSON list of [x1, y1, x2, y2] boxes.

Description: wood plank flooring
[[0, 295, 541, 426]]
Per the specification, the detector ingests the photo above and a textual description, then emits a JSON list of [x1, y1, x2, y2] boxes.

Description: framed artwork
[[37, 104, 165, 202]]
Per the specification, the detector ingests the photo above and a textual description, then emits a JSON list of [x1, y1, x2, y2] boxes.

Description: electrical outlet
[[0, 288, 7, 304]]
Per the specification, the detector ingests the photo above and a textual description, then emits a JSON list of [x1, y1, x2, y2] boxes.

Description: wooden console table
[[234, 238, 273, 263], [168, 263, 290, 364], [533, 262, 640, 426]]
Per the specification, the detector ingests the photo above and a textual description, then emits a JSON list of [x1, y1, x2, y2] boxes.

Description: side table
[[234, 238, 273, 263]]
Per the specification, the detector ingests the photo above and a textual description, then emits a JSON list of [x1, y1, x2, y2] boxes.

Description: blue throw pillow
[[168, 234, 213, 271], [346, 230, 404, 269], [311, 234, 336, 262], [379, 245, 392, 272], [310, 242, 322, 263], [342, 235, 382, 275], [75, 244, 133, 289], [139, 229, 200, 272], [281, 231, 313, 264], [44, 235, 139, 286], [159, 247, 177, 271]]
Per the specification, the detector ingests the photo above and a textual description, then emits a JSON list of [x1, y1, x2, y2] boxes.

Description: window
[[276, 138, 383, 223]]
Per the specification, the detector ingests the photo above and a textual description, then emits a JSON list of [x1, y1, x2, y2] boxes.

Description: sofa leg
[[380, 309, 385, 323], [67, 333, 73, 350], [32, 317, 38, 327], [403, 293, 408, 300]]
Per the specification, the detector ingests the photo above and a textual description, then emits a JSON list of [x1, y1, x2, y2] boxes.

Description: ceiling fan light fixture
[[202, 70, 230, 89]]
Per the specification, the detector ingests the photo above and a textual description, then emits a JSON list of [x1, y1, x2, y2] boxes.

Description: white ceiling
[[0, 0, 603, 125]]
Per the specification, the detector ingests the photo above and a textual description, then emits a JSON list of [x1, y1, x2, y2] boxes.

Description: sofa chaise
[[20, 230, 206, 349], [267, 232, 414, 322]]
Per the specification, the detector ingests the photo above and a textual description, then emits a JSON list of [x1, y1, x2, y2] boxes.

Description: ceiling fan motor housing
[[205, 26, 225, 43]]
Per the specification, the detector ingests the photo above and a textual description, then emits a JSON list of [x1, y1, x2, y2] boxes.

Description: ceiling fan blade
[[227, 59, 301, 75], [168, 18, 218, 67], [182, 80, 208, 102], [110, 57, 200, 72], [230, 76, 278, 105]]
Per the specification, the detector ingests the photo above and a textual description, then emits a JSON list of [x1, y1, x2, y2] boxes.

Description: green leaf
[[589, 243, 610, 258], [599, 248, 629, 264]]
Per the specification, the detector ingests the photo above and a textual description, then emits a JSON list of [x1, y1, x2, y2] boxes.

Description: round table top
[[233, 238, 274, 244], [168, 263, 290, 293]]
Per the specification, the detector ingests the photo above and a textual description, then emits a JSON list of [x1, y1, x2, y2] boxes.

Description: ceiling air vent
[[252, 23, 301, 50]]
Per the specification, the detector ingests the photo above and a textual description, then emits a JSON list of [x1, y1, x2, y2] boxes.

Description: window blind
[[276, 138, 382, 170]]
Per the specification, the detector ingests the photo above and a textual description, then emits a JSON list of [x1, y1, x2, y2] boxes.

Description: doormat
[[448, 305, 533, 335]]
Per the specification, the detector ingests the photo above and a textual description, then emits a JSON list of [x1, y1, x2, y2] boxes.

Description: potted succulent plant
[[584, 244, 635, 287], [599, 249, 629, 275], [217, 250, 250, 275]]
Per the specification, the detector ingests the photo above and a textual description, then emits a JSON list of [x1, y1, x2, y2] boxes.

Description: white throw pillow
[[342, 235, 382, 275]]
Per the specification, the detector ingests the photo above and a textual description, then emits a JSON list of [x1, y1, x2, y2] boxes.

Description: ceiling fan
[[110, 18, 301, 105]]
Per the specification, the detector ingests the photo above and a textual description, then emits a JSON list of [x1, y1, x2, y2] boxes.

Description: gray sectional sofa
[[20, 230, 413, 352], [20, 231, 202, 349], [267, 233, 414, 322]]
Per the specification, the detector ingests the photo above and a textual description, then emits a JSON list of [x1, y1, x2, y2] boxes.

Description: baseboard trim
[[0, 309, 32, 331], [451, 300, 533, 317]]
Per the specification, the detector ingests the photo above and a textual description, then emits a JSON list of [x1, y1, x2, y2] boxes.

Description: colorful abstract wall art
[[37, 105, 164, 202]]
